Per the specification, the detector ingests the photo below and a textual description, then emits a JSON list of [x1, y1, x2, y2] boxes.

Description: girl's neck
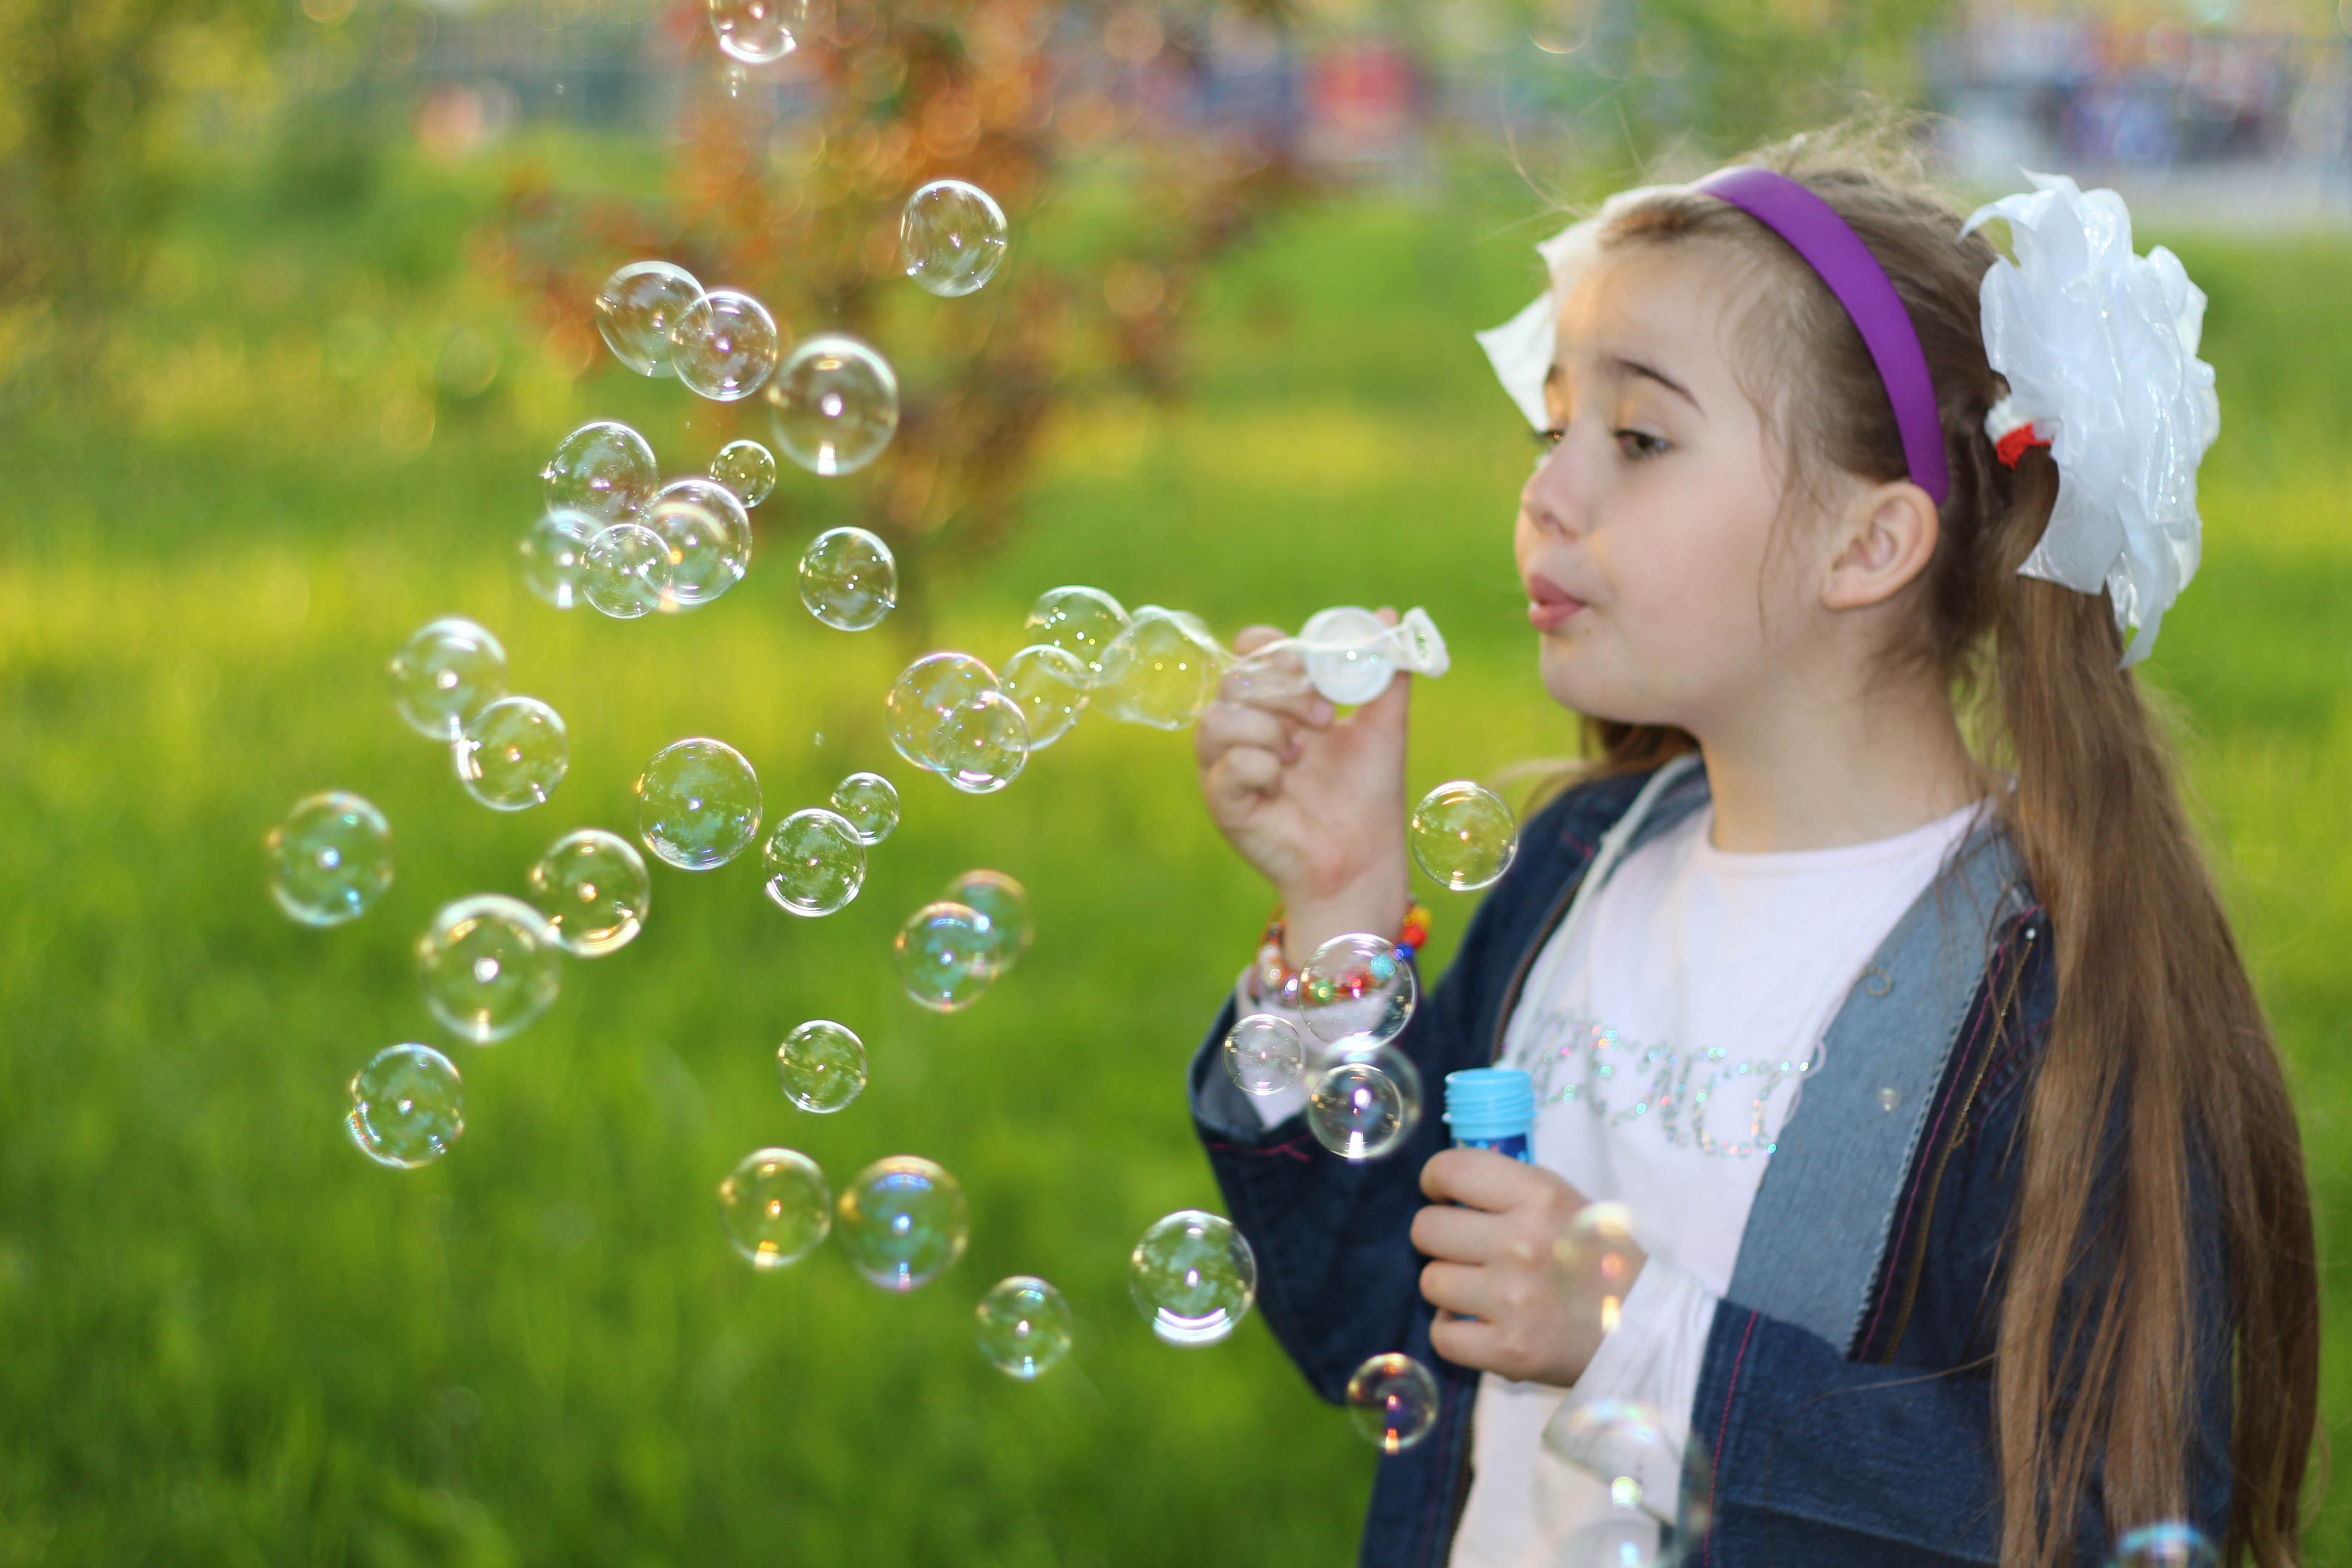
[[1695, 676, 1984, 855]]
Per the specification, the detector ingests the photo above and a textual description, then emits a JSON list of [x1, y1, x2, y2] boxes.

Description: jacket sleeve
[[1185, 858, 1551, 1406], [1688, 1046, 2236, 1566]]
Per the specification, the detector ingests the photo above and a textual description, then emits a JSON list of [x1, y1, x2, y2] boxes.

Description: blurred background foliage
[[1, 0, 2349, 1563]]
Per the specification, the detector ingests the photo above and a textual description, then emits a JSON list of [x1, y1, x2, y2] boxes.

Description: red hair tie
[[1986, 396, 2053, 469]]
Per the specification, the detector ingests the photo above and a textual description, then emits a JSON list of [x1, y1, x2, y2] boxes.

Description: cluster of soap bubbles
[[530, 421, 761, 620], [387, 619, 573, 813], [895, 869, 1033, 1013], [1541, 1397, 1715, 1566]]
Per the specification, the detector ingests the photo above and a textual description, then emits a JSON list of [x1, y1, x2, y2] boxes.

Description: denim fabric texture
[[1186, 762, 2236, 1567]]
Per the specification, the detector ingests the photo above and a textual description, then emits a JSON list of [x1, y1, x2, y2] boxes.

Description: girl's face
[[1514, 247, 1823, 736]]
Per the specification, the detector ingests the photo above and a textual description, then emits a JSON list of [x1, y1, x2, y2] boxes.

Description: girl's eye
[[1530, 427, 1567, 471], [1615, 429, 1669, 461]]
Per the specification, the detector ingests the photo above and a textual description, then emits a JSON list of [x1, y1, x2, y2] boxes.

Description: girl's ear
[[1821, 481, 1940, 612]]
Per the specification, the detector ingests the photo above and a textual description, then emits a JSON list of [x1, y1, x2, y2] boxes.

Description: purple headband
[[1695, 167, 1951, 506]]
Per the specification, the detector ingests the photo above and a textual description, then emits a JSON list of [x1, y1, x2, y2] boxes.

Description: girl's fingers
[[1418, 1259, 1496, 1321], [1409, 1201, 1506, 1264], [1427, 1310, 1503, 1373], [1195, 702, 1300, 769], [1421, 1147, 1555, 1212], [1230, 624, 1293, 657], [1206, 745, 1284, 801]]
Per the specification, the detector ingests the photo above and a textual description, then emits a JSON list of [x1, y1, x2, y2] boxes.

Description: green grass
[[1, 139, 2348, 1564]]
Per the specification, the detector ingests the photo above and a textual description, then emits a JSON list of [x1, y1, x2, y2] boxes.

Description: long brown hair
[[1552, 128, 2317, 1564]]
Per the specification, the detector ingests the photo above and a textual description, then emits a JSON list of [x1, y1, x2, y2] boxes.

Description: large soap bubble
[[1298, 931, 1419, 1046], [1556, 1201, 1642, 1333], [390, 617, 507, 740], [1000, 643, 1088, 749], [901, 179, 1009, 298], [635, 738, 762, 870], [543, 420, 657, 526], [976, 1276, 1073, 1380], [582, 522, 672, 619], [1308, 1057, 1416, 1160], [1092, 606, 1226, 729], [894, 901, 995, 1013], [885, 652, 997, 771], [1410, 781, 1519, 892], [416, 893, 561, 1044], [519, 510, 598, 609], [1346, 1353, 1439, 1454], [764, 333, 898, 476], [708, 0, 806, 63], [798, 526, 897, 631], [594, 261, 702, 377], [646, 478, 752, 611], [829, 771, 899, 845], [346, 1043, 465, 1169], [931, 689, 1029, 794], [526, 828, 649, 956], [776, 1019, 867, 1113], [761, 808, 866, 916], [671, 288, 779, 402], [1541, 1396, 1711, 1562], [1024, 586, 1130, 682], [454, 695, 568, 811], [1129, 1210, 1256, 1347], [943, 869, 1032, 976], [717, 1147, 830, 1268], [837, 1155, 969, 1291], [267, 791, 393, 926], [709, 438, 776, 507]]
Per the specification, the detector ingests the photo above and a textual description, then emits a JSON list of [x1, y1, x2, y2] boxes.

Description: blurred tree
[[497, 0, 1312, 627], [0, 0, 284, 389]]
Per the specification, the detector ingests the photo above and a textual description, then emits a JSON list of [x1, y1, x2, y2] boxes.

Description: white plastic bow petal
[[1474, 189, 1678, 431], [1965, 173, 2219, 666]]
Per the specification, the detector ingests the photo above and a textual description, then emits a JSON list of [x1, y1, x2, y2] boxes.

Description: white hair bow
[[1965, 173, 2219, 666]]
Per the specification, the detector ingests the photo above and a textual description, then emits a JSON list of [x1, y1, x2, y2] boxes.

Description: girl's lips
[[1524, 573, 1585, 632]]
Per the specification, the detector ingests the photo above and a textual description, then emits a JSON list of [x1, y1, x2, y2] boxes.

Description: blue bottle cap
[[1443, 1068, 1535, 1142]]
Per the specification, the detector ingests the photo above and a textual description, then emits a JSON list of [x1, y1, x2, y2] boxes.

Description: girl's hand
[[1411, 1149, 1646, 1387], [1193, 618, 1411, 964]]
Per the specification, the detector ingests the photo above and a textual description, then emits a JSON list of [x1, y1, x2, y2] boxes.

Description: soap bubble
[[267, 791, 393, 926], [1221, 638, 1318, 706], [761, 808, 866, 916], [1556, 1202, 1642, 1333], [1308, 1058, 1414, 1160], [1024, 586, 1130, 682], [1092, 605, 1226, 729], [798, 526, 897, 631], [390, 617, 507, 740], [594, 261, 702, 377], [976, 1275, 1073, 1379], [837, 1155, 969, 1291], [885, 652, 997, 771], [1298, 605, 1399, 705], [635, 738, 762, 870], [710, 439, 777, 507], [454, 696, 568, 812], [520, 510, 599, 609], [526, 828, 649, 956], [708, 0, 805, 62], [717, 1147, 830, 1268], [1000, 643, 1089, 749], [931, 689, 1030, 794], [1224, 1013, 1305, 1096], [416, 894, 561, 1044], [543, 420, 657, 526], [829, 771, 900, 845], [764, 333, 899, 476], [646, 478, 752, 611], [582, 521, 672, 619], [1129, 1210, 1255, 1347], [346, 1043, 464, 1169], [2112, 1524, 2217, 1568], [901, 179, 1010, 298], [1410, 781, 1519, 892], [944, 869, 1032, 975], [776, 1019, 866, 1113], [1299, 932, 1418, 1046], [1346, 1353, 1439, 1454], [1542, 1397, 1710, 1561], [670, 288, 779, 402], [894, 901, 995, 1013]]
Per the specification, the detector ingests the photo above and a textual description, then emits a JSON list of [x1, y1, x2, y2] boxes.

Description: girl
[[1185, 129, 2317, 1567]]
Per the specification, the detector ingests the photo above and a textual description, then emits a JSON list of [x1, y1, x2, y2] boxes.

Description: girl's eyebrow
[[1608, 355, 1703, 413]]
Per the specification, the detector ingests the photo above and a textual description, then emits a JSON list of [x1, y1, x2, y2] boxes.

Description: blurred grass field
[[0, 138, 2347, 1565]]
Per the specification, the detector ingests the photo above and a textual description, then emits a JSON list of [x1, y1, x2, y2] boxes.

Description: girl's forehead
[[1548, 247, 1743, 381]]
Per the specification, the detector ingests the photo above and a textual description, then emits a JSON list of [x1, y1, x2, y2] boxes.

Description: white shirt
[[1444, 798, 1984, 1568]]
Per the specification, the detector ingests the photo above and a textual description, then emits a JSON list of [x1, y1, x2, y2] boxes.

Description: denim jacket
[[1187, 760, 2234, 1565]]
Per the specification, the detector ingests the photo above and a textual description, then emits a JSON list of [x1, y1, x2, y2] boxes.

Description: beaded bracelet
[[1248, 901, 1432, 1010]]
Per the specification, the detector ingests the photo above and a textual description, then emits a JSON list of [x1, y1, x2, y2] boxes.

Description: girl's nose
[[1519, 433, 1581, 539]]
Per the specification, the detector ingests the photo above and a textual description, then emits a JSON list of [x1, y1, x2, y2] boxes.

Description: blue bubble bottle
[[1443, 1068, 1535, 1163]]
